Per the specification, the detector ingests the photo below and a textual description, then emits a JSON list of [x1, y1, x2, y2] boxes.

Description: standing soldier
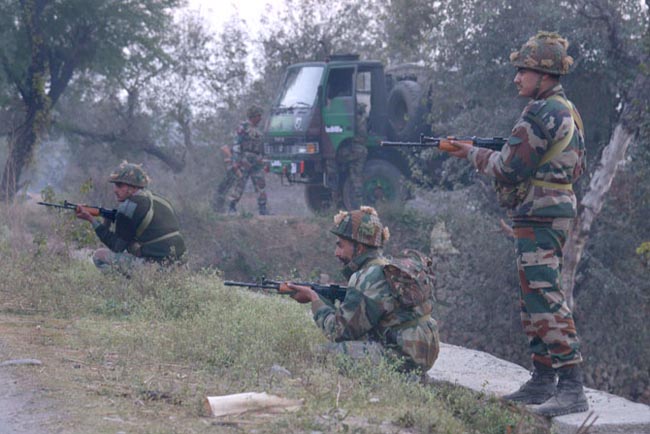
[[75, 161, 186, 271], [213, 105, 268, 215], [282, 206, 440, 377], [447, 32, 588, 417]]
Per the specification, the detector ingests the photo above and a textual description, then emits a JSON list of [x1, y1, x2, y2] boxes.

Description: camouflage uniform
[[214, 106, 267, 214], [310, 207, 440, 373], [467, 37, 586, 370], [92, 162, 186, 270]]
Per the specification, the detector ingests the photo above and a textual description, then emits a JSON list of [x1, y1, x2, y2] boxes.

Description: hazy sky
[[186, 0, 279, 32]]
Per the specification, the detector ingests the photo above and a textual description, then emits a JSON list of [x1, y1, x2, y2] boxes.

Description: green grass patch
[[0, 248, 549, 433]]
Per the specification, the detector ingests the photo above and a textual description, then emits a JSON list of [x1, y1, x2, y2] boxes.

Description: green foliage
[[38, 182, 98, 248], [407, 0, 646, 186], [0, 0, 181, 199], [0, 205, 549, 432], [636, 241, 650, 267]]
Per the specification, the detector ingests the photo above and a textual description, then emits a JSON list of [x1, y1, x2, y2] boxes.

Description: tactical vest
[[123, 191, 186, 261], [237, 122, 264, 154]]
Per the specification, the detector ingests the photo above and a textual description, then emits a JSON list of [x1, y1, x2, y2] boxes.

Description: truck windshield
[[276, 66, 324, 109]]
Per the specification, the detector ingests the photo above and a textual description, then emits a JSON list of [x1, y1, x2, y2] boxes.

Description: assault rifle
[[224, 278, 348, 303], [381, 134, 507, 152], [37, 200, 117, 221]]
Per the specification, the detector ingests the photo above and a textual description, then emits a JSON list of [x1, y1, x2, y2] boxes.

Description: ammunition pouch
[[494, 179, 531, 209]]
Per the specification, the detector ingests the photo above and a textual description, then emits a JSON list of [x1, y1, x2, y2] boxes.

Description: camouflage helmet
[[510, 31, 574, 76], [247, 105, 263, 119], [330, 206, 390, 248], [108, 161, 150, 188]]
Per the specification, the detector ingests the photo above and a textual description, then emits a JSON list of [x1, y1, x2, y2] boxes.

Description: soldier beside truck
[[262, 54, 431, 211]]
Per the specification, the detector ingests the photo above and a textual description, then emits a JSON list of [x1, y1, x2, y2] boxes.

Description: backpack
[[382, 249, 435, 307]]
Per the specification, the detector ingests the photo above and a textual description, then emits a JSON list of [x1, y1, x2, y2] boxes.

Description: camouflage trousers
[[514, 220, 583, 369], [337, 142, 367, 209], [213, 152, 266, 209], [315, 333, 437, 376]]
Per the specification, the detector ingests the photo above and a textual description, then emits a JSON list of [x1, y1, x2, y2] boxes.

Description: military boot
[[503, 361, 556, 405], [258, 203, 269, 216], [533, 364, 588, 417]]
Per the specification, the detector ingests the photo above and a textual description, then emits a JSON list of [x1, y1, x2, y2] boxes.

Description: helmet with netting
[[330, 206, 390, 248], [510, 31, 574, 75], [247, 105, 263, 119], [108, 161, 150, 188]]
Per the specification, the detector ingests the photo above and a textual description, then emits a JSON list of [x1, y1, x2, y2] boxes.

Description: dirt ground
[[0, 177, 314, 433], [0, 318, 63, 434], [234, 174, 313, 218], [0, 175, 480, 434]]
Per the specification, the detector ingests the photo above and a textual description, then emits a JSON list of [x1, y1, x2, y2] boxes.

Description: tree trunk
[[562, 63, 650, 308], [0, 114, 40, 200], [0, 0, 51, 201], [562, 125, 635, 308]]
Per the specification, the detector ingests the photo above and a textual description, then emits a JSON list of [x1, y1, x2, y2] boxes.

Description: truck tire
[[387, 80, 425, 141], [342, 159, 407, 210], [305, 184, 334, 213]]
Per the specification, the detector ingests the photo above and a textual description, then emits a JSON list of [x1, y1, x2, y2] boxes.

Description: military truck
[[263, 54, 431, 211]]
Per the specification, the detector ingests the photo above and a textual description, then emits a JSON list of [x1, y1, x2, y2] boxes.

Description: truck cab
[[265, 55, 424, 211]]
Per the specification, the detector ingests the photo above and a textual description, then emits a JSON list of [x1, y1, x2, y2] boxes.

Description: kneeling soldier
[[75, 161, 186, 271], [283, 206, 440, 377]]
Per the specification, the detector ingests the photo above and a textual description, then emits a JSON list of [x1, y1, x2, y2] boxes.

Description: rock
[[0, 359, 42, 368], [270, 364, 292, 378], [427, 343, 650, 434]]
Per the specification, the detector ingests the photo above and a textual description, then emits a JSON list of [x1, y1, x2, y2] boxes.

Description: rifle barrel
[[223, 281, 281, 290], [380, 141, 437, 147], [37, 201, 76, 209]]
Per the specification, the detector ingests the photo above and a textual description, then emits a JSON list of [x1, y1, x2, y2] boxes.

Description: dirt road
[[0, 339, 53, 434]]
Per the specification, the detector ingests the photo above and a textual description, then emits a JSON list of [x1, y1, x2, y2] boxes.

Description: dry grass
[[0, 203, 551, 433]]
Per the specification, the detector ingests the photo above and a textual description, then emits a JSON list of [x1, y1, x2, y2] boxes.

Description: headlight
[[296, 142, 319, 154]]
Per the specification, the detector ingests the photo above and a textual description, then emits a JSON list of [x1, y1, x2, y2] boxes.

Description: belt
[[531, 179, 573, 191], [141, 231, 181, 246]]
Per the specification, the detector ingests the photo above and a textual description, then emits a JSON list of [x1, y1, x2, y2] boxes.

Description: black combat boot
[[533, 364, 588, 417], [258, 203, 269, 215], [503, 361, 556, 405]]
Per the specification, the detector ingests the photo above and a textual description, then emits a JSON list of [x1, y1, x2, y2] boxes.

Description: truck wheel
[[342, 159, 407, 210], [387, 80, 425, 141], [305, 184, 334, 213]]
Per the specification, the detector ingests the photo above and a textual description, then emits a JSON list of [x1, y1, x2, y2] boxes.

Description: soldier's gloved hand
[[281, 282, 318, 304]]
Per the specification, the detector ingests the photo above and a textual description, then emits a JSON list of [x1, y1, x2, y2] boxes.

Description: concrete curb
[[427, 343, 650, 434]]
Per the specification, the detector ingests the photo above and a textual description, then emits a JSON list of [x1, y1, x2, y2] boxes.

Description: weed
[[0, 202, 554, 433]]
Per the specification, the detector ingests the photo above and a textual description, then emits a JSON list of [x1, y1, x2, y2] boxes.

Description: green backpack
[[383, 249, 435, 308]]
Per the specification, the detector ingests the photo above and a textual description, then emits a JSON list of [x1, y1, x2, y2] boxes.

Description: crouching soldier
[[282, 206, 440, 378], [75, 161, 186, 271]]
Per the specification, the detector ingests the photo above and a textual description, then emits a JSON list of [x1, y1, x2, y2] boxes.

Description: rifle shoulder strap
[[135, 190, 177, 239], [527, 95, 581, 191], [538, 94, 579, 166]]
